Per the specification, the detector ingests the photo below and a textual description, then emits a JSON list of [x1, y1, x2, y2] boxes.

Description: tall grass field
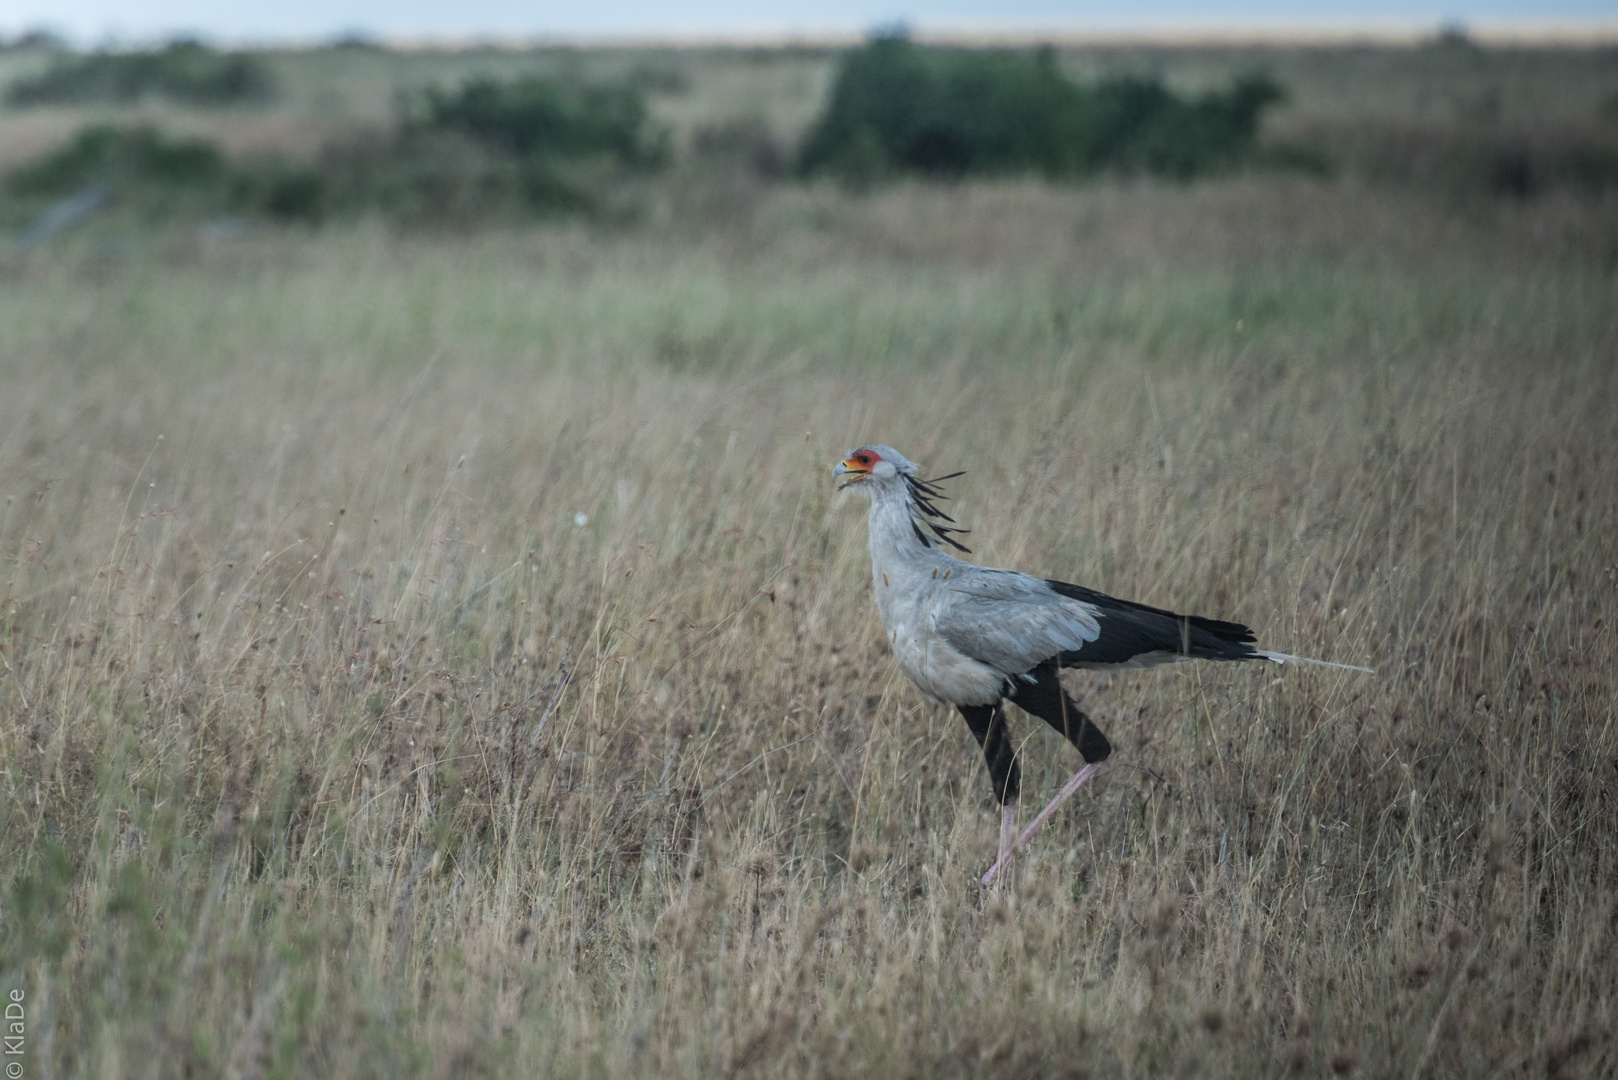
[[2, 38, 1617, 1079]]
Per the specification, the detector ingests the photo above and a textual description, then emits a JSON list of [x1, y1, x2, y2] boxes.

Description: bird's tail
[[1257, 650, 1375, 674]]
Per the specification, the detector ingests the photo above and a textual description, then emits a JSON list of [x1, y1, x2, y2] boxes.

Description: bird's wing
[[930, 567, 1102, 676], [1041, 579, 1261, 666]]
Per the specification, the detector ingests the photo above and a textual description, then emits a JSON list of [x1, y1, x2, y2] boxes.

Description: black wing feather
[[1044, 579, 1261, 666]]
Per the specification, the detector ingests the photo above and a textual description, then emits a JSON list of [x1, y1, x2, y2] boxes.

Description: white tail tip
[[1258, 650, 1375, 675]]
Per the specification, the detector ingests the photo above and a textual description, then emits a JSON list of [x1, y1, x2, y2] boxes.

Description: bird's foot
[[979, 763, 1102, 889]]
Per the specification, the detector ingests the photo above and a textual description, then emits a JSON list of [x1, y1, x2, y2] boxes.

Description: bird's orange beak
[[834, 456, 870, 488]]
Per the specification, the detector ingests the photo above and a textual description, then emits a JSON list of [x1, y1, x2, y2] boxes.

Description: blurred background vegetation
[[1, 29, 1616, 234], [5, 37, 276, 106]]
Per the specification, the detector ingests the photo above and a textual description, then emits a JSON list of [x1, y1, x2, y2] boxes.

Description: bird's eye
[[856, 454, 871, 465]]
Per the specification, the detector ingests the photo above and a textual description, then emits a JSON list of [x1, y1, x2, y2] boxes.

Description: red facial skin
[[843, 449, 879, 473]]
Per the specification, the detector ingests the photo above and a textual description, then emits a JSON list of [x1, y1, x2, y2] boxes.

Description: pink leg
[[980, 762, 1102, 888], [980, 803, 1018, 890]]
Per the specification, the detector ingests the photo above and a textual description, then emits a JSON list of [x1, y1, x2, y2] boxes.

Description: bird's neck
[[866, 484, 939, 572]]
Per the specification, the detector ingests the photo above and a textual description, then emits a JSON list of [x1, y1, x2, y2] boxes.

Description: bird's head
[[834, 444, 973, 551], [834, 444, 917, 492]]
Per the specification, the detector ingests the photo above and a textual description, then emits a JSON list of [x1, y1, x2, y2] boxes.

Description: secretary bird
[[834, 444, 1372, 887]]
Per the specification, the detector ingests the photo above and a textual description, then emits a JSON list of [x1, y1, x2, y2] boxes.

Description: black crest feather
[[903, 471, 972, 553]]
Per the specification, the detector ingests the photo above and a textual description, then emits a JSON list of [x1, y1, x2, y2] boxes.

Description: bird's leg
[[979, 801, 1020, 888], [979, 762, 1101, 888], [999, 801, 1018, 864], [1013, 761, 1101, 852], [960, 703, 1023, 887]]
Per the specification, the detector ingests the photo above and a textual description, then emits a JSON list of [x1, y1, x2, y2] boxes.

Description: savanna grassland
[[2, 38, 1618, 1079]]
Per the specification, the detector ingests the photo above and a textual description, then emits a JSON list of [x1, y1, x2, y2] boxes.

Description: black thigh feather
[[1008, 663, 1112, 764], [958, 703, 1020, 805]]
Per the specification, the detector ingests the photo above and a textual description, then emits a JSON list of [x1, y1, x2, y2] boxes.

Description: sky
[[3, 0, 1614, 46]]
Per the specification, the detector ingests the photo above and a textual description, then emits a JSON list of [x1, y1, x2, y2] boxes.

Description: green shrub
[[5, 39, 274, 106], [798, 38, 1087, 178], [230, 161, 328, 223], [1086, 74, 1284, 179], [4, 71, 662, 230], [6, 124, 227, 198], [423, 75, 664, 167], [277, 129, 597, 225], [797, 34, 1286, 182], [278, 71, 672, 225]]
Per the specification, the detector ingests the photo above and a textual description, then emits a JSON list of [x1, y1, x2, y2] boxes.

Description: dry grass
[[0, 177, 1615, 1077]]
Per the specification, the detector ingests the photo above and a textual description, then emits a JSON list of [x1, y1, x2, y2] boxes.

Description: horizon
[[5, 2, 1618, 49]]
